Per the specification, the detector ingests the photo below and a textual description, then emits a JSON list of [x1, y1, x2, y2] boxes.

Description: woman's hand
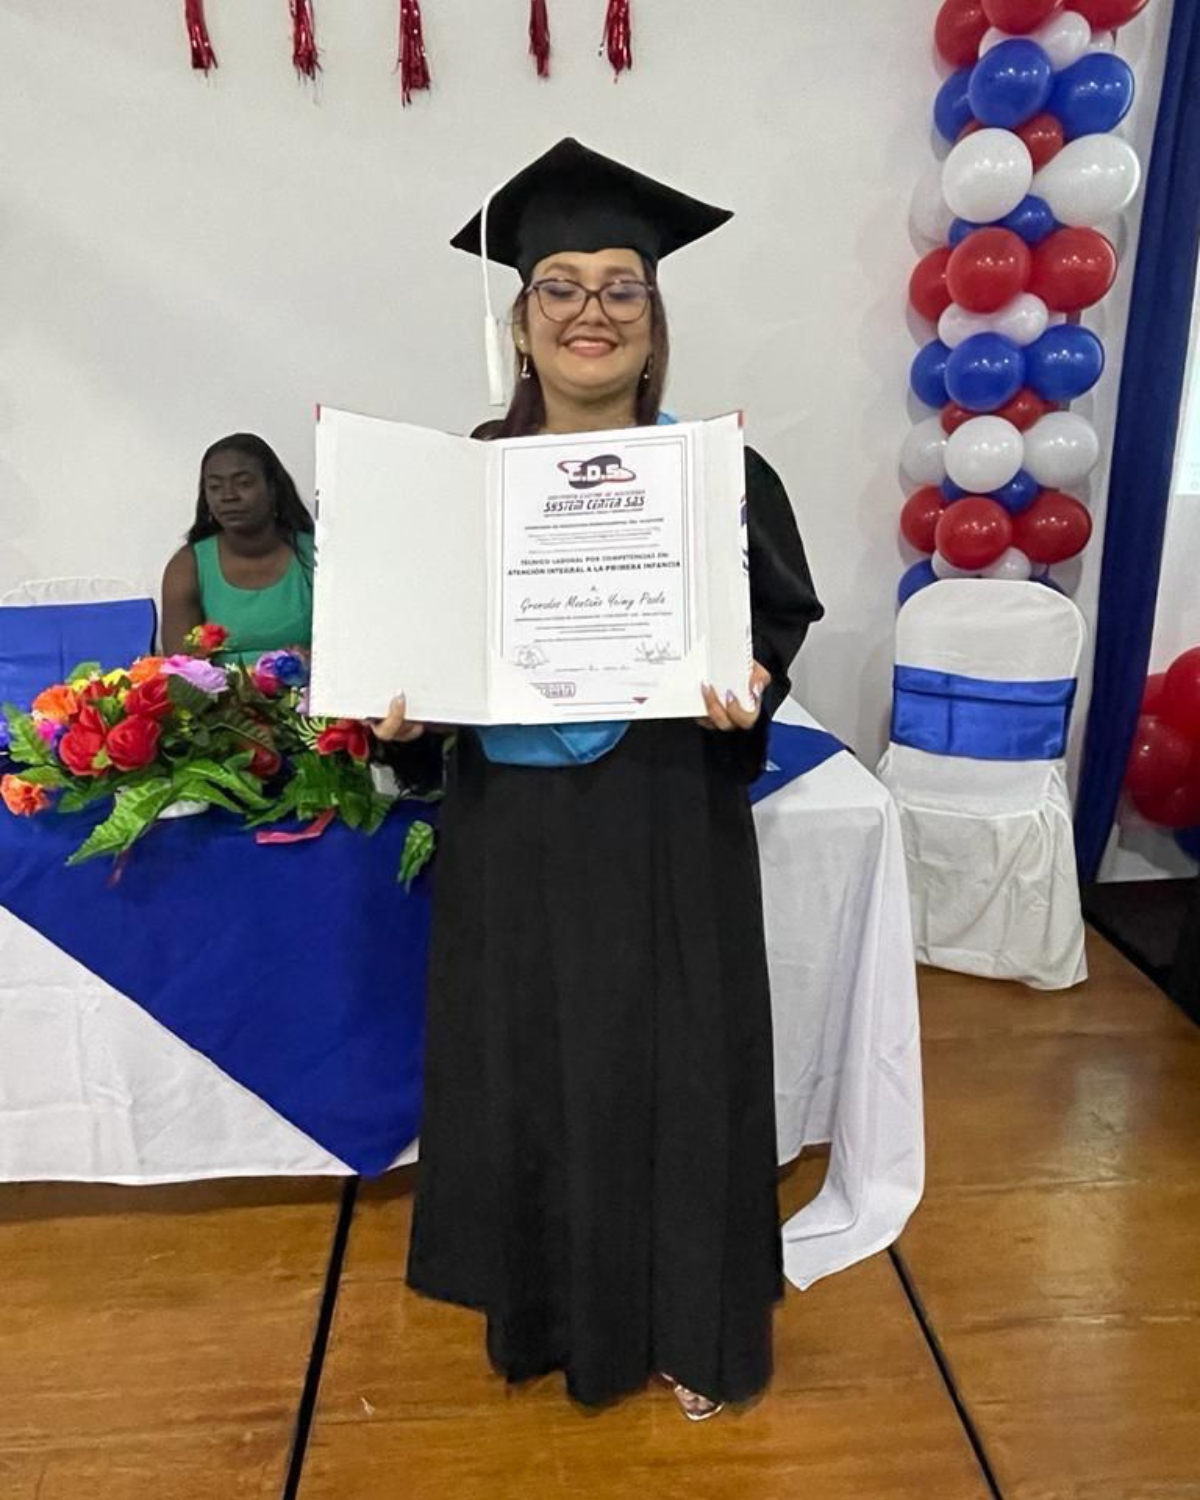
[[697, 662, 771, 732], [369, 693, 427, 744]]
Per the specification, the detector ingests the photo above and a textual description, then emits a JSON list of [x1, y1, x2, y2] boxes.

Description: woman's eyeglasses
[[526, 278, 654, 324]]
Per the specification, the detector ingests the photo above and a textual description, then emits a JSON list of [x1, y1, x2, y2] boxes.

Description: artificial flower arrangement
[[0, 623, 437, 884]]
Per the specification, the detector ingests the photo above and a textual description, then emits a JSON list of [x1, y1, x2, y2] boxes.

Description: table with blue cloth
[[0, 705, 925, 1291]]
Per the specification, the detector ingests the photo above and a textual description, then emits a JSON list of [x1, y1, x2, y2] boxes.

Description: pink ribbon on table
[[255, 808, 336, 845]]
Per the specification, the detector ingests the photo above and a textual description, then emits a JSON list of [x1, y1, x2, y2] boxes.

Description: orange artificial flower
[[128, 656, 168, 685], [31, 684, 80, 723], [1, 774, 51, 816]]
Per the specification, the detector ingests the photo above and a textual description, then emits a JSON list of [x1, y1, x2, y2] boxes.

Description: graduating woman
[[374, 139, 823, 1419]]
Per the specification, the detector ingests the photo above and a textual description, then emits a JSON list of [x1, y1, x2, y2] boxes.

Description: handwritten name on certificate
[[496, 433, 694, 714]]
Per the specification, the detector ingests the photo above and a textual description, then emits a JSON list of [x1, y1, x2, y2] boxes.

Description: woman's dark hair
[[186, 433, 314, 545], [483, 282, 670, 440]]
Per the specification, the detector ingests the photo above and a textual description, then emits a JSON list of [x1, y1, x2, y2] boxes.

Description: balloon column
[[901, 0, 1151, 607], [1125, 647, 1200, 859]]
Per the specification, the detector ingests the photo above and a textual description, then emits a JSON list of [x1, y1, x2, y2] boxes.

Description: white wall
[[0, 0, 1173, 760]]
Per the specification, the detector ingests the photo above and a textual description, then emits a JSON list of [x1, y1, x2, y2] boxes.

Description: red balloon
[[946, 228, 1032, 314], [982, 0, 1062, 31], [1071, 0, 1149, 29], [1011, 491, 1092, 564], [995, 387, 1053, 432], [941, 401, 977, 435], [910, 247, 954, 323], [1125, 715, 1197, 801], [1141, 672, 1168, 716], [1161, 646, 1200, 740], [1132, 778, 1200, 830], [901, 487, 947, 553], [1029, 228, 1118, 313], [1016, 113, 1065, 172], [936, 0, 989, 66], [935, 497, 1013, 570]]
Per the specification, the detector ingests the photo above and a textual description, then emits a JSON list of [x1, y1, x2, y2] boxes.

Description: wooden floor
[[2, 930, 1198, 1500]]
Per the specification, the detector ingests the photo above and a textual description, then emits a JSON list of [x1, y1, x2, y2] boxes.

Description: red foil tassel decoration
[[529, 0, 551, 78], [397, 0, 432, 105], [602, 0, 632, 77], [290, 0, 320, 80], [184, 0, 218, 72]]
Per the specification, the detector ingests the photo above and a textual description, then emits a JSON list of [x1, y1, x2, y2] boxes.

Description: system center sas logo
[[557, 453, 637, 490]]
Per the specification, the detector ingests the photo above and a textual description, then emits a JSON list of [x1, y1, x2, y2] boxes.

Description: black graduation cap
[[451, 137, 733, 282]]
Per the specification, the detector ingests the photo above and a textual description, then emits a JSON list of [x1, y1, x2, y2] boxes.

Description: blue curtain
[[1074, 0, 1200, 880]]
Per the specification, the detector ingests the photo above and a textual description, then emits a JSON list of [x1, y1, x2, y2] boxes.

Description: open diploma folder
[[309, 408, 752, 726]]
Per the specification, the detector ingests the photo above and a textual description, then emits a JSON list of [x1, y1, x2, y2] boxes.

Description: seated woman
[[161, 434, 314, 664]]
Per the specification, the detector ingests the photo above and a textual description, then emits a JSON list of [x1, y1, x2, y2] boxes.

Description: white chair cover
[[876, 579, 1088, 990], [0, 577, 142, 605]]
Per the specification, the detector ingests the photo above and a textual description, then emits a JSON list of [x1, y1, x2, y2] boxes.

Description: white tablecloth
[[0, 701, 923, 1289]]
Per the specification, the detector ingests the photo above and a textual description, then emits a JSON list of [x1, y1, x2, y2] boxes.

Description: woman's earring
[[520, 354, 532, 381], [640, 357, 653, 385]]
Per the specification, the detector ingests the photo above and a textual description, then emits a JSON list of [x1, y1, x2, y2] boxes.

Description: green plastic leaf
[[64, 661, 101, 684], [166, 675, 216, 716], [66, 779, 176, 865], [57, 781, 118, 814], [181, 758, 272, 809], [1, 705, 53, 767], [10, 764, 69, 788], [398, 820, 435, 891]]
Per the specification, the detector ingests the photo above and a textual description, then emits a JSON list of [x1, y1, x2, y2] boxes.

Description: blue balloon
[[968, 39, 1053, 130], [935, 68, 976, 143], [991, 469, 1039, 514], [1049, 53, 1135, 142], [1175, 826, 1200, 862], [1025, 326, 1105, 402], [998, 194, 1058, 246], [898, 559, 938, 605], [942, 477, 969, 502], [945, 333, 1026, 412], [911, 339, 952, 408], [948, 217, 977, 248]]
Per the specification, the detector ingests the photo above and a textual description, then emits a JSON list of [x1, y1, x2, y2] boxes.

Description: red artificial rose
[[186, 622, 230, 657], [78, 678, 117, 703], [248, 743, 282, 778], [315, 718, 372, 762], [58, 710, 108, 777], [106, 714, 162, 772], [123, 676, 174, 721]]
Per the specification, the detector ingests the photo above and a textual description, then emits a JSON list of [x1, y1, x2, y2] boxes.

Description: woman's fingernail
[[725, 689, 737, 706]]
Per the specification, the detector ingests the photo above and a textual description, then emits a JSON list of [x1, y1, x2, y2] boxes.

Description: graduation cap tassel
[[529, 0, 551, 78], [290, 0, 320, 81], [602, 0, 632, 77], [397, 0, 432, 105], [184, 0, 218, 72]]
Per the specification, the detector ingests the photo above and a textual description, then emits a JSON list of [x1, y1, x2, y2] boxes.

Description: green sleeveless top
[[193, 532, 315, 666]]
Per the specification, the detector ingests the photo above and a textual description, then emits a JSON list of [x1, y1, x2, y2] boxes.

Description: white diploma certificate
[[309, 408, 751, 726]]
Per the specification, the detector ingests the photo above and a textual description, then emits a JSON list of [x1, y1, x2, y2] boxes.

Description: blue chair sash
[[0, 599, 157, 713], [891, 664, 1076, 762]]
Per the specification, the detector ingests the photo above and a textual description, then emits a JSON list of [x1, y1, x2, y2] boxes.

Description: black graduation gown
[[405, 447, 824, 1407]]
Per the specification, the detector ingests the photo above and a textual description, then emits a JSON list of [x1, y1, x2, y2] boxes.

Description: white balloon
[[991, 292, 1050, 347], [983, 546, 1034, 581], [1033, 134, 1142, 226], [911, 161, 955, 247], [1023, 412, 1101, 487], [946, 416, 1024, 493], [939, 293, 1048, 349], [942, 129, 1034, 224], [901, 417, 949, 485], [981, 12, 1089, 68], [1032, 10, 1092, 69], [932, 551, 978, 580], [938, 302, 994, 349]]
